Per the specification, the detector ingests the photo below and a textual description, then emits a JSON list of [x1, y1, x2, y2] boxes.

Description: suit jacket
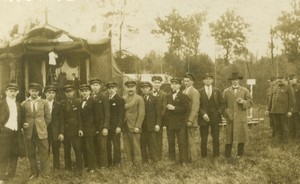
[[92, 92, 110, 130], [153, 90, 167, 117], [198, 86, 224, 126], [183, 86, 200, 127], [268, 84, 295, 114], [109, 94, 125, 131], [80, 96, 102, 137], [47, 101, 64, 141], [164, 91, 189, 129], [291, 83, 300, 112], [61, 98, 82, 137], [0, 99, 22, 131], [21, 98, 51, 140], [142, 94, 161, 131], [124, 94, 145, 132]]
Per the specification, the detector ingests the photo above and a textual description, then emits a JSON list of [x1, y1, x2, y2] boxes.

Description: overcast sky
[[0, 0, 293, 59]]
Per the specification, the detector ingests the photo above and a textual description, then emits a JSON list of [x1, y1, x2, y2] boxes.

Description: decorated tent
[[0, 23, 122, 100]]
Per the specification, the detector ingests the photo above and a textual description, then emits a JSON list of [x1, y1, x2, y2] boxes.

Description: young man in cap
[[164, 78, 189, 164], [90, 78, 110, 168], [123, 80, 145, 164], [106, 82, 125, 166], [44, 85, 64, 170], [223, 72, 253, 158], [151, 76, 167, 160], [198, 73, 224, 158], [0, 83, 22, 182], [61, 84, 84, 175], [265, 77, 277, 137], [266, 76, 294, 144], [22, 83, 51, 178], [140, 81, 161, 163], [182, 73, 200, 162], [79, 84, 102, 172], [288, 74, 300, 141]]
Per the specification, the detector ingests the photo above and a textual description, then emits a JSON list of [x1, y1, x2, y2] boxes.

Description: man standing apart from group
[[223, 72, 253, 158], [198, 73, 224, 158], [123, 80, 145, 165], [22, 83, 51, 178], [266, 77, 277, 137], [182, 73, 200, 162]]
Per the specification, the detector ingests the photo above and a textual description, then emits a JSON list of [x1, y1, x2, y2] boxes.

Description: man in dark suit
[[198, 73, 224, 158], [0, 83, 22, 182], [140, 81, 161, 163], [265, 77, 277, 137], [44, 85, 64, 170], [90, 78, 110, 168], [164, 78, 189, 164], [106, 82, 125, 166], [151, 76, 167, 160], [79, 84, 102, 173], [266, 76, 295, 143], [288, 74, 300, 141], [61, 85, 84, 175]]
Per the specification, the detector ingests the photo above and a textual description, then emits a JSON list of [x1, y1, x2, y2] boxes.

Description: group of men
[[0, 71, 254, 182], [266, 74, 300, 143]]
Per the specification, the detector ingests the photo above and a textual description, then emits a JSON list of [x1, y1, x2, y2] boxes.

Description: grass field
[[5, 120, 300, 184]]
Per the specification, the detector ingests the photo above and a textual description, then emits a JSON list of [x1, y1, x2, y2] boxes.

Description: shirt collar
[[109, 92, 117, 99], [232, 85, 239, 89], [28, 96, 40, 102], [6, 97, 16, 103]]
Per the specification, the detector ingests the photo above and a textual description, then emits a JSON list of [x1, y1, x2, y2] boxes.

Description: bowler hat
[[125, 80, 137, 87], [106, 82, 118, 88], [183, 73, 195, 81], [170, 78, 181, 84], [44, 85, 57, 93], [151, 76, 162, 82], [228, 72, 243, 80], [5, 83, 19, 90], [79, 84, 91, 91], [203, 73, 214, 79], [28, 83, 41, 90], [140, 81, 152, 88]]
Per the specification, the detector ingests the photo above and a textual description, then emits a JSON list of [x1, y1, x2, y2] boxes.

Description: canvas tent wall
[[0, 23, 122, 100]]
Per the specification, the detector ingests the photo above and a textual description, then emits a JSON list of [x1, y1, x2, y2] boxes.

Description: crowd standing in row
[[2, 71, 299, 182]]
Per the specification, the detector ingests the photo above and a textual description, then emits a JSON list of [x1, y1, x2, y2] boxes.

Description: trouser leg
[[123, 126, 133, 163], [0, 129, 13, 180], [177, 128, 188, 164], [157, 128, 163, 160], [132, 133, 142, 164], [26, 139, 39, 175], [112, 133, 121, 165], [140, 130, 149, 163], [107, 131, 113, 166], [200, 125, 209, 158], [167, 129, 176, 161], [63, 137, 72, 170], [84, 137, 96, 170], [97, 134, 108, 168], [71, 136, 83, 172], [187, 127, 198, 162], [148, 131, 159, 162], [211, 123, 220, 157], [52, 140, 61, 170], [37, 138, 50, 176]]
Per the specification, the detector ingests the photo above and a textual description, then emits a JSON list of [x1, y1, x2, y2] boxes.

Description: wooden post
[[86, 57, 90, 82]]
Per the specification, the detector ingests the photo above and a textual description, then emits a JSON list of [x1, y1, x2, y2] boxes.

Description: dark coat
[[164, 91, 189, 129], [153, 90, 167, 117], [47, 101, 64, 141], [0, 99, 22, 131], [268, 84, 295, 114], [61, 98, 82, 137], [109, 94, 125, 131], [291, 83, 300, 112], [92, 92, 110, 130], [80, 97, 102, 137], [142, 94, 161, 131], [198, 86, 224, 126]]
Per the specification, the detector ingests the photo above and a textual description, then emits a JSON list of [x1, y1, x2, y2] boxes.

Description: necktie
[[32, 102, 36, 115], [82, 99, 87, 108], [207, 86, 211, 99], [67, 100, 71, 111]]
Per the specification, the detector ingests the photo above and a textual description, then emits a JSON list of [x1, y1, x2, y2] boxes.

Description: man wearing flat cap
[[164, 78, 189, 164], [266, 77, 277, 137], [151, 76, 167, 160], [223, 72, 253, 158], [79, 84, 102, 173], [182, 73, 200, 162], [22, 83, 51, 178], [266, 76, 294, 144], [123, 80, 145, 164], [44, 85, 64, 170], [106, 82, 125, 166], [89, 78, 110, 168], [140, 81, 161, 163], [61, 85, 84, 175], [0, 83, 22, 182], [198, 73, 224, 158], [288, 74, 300, 141]]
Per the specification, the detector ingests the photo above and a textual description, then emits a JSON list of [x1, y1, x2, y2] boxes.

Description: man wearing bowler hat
[[44, 85, 64, 170], [151, 76, 167, 160], [288, 74, 300, 141], [182, 73, 200, 162], [89, 79, 110, 168], [79, 84, 101, 173], [223, 72, 253, 158], [266, 76, 294, 144], [266, 77, 277, 137], [106, 82, 125, 166], [164, 78, 189, 164], [123, 80, 145, 164], [0, 83, 22, 182], [198, 73, 224, 158], [22, 83, 51, 179]]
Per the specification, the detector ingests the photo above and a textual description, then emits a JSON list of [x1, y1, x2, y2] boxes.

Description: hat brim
[[228, 76, 243, 80]]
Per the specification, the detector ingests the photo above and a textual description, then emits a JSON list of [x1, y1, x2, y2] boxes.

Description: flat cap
[[203, 73, 214, 79], [64, 84, 75, 91], [140, 81, 152, 88], [89, 79, 102, 85], [125, 80, 137, 87], [79, 84, 91, 91], [151, 76, 163, 82], [106, 82, 118, 88], [183, 73, 195, 81], [44, 85, 57, 93], [5, 83, 19, 90], [170, 78, 182, 84], [28, 83, 41, 90]]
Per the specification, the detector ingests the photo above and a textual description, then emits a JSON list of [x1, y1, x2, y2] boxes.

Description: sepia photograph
[[0, 0, 299, 183]]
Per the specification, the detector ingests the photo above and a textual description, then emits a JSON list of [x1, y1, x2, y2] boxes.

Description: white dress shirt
[[28, 97, 40, 113], [205, 85, 212, 99], [172, 89, 180, 100], [184, 86, 192, 95], [5, 97, 18, 131], [47, 99, 54, 114]]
